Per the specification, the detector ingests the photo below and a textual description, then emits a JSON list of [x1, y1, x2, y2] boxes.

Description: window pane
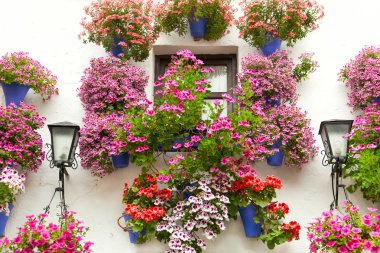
[[202, 99, 228, 120], [207, 65, 228, 92]]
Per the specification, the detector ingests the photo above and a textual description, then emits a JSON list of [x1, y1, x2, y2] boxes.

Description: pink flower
[[169, 158, 178, 165], [172, 143, 182, 149]]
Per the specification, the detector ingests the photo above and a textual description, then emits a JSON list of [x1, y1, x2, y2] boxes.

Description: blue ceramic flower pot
[[265, 97, 281, 107], [183, 182, 195, 199], [189, 18, 207, 41], [238, 204, 262, 237], [267, 139, 284, 166], [373, 97, 380, 105], [111, 152, 129, 169], [261, 37, 282, 56], [1, 82, 30, 107], [110, 37, 124, 58], [123, 214, 146, 244], [0, 204, 13, 237]]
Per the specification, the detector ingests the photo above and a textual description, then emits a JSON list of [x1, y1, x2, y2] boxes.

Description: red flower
[[264, 175, 282, 189]]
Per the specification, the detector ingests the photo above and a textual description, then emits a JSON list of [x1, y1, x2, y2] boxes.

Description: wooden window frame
[[154, 54, 237, 113]]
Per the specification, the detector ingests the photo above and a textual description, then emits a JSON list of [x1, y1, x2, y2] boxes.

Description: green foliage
[[0, 183, 15, 208]]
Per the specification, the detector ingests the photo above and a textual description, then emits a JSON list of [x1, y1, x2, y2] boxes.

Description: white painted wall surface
[[0, 0, 379, 252]]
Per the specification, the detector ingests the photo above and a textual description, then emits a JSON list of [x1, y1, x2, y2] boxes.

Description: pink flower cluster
[[307, 201, 380, 253], [236, 0, 324, 48], [0, 52, 58, 100], [235, 51, 317, 106], [80, 0, 159, 61], [340, 46, 380, 110], [78, 56, 148, 114], [0, 167, 26, 215], [79, 113, 126, 177], [0, 211, 93, 252], [0, 103, 45, 172], [262, 105, 318, 168]]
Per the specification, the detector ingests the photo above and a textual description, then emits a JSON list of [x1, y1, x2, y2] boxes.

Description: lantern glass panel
[[52, 127, 75, 163]]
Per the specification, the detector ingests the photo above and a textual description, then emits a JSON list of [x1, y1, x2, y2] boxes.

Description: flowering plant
[[79, 113, 126, 177], [0, 103, 45, 172], [78, 56, 148, 114], [80, 0, 159, 62], [339, 46, 380, 110], [0, 211, 93, 252], [344, 105, 380, 202], [123, 173, 172, 243], [0, 52, 58, 100], [261, 105, 318, 168], [307, 201, 380, 253], [0, 167, 26, 215], [236, 0, 324, 49], [156, 0, 234, 41], [234, 51, 318, 107]]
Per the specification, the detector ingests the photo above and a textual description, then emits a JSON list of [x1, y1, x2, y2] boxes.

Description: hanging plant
[[80, 0, 160, 62], [339, 45, 380, 110], [0, 103, 45, 172], [0, 167, 25, 215]]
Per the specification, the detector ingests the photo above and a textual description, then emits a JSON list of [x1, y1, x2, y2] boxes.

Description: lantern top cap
[[318, 120, 353, 135], [48, 121, 80, 128]]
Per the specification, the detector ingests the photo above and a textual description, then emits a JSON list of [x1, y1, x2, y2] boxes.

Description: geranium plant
[[0, 103, 45, 172], [80, 0, 160, 62], [339, 45, 380, 110], [0, 51, 58, 100], [343, 105, 380, 202], [123, 173, 172, 243], [79, 113, 126, 177], [156, 0, 234, 41], [307, 201, 380, 253], [234, 51, 318, 107], [236, 0, 324, 49], [78, 56, 148, 114], [0, 167, 26, 215], [0, 211, 94, 252]]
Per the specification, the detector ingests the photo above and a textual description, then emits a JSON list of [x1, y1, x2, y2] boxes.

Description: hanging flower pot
[[238, 204, 262, 237], [1, 82, 30, 107], [111, 152, 130, 169], [0, 204, 13, 237], [267, 139, 284, 166], [189, 17, 208, 41], [261, 36, 282, 56], [373, 97, 380, 105], [265, 97, 281, 107], [110, 37, 124, 58], [123, 214, 146, 244]]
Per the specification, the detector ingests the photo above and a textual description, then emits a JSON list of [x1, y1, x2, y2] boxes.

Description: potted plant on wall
[[0, 167, 25, 237], [0, 103, 45, 172], [0, 52, 58, 106], [339, 45, 380, 110], [236, 0, 324, 56], [234, 51, 318, 108], [343, 105, 380, 202], [80, 0, 160, 62], [307, 201, 380, 253], [0, 211, 94, 252], [156, 0, 234, 41]]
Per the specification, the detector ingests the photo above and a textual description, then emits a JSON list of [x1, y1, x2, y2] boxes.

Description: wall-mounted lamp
[[319, 119, 353, 209]]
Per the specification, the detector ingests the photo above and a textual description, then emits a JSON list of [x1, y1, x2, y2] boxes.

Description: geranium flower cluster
[[156, 177, 230, 253], [0, 167, 26, 215], [0, 51, 58, 100], [343, 105, 380, 201], [307, 201, 380, 253], [234, 50, 318, 107], [0, 211, 93, 252], [236, 0, 324, 49], [262, 105, 318, 168], [155, 0, 234, 41], [80, 0, 160, 61], [0, 103, 45, 172], [339, 45, 380, 110], [78, 56, 148, 114], [123, 173, 172, 243], [79, 113, 126, 177]]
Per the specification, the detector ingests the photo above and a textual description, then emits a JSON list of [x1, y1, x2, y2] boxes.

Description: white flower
[[198, 185, 211, 193], [203, 193, 215, 201], [184, 246, 196, 253], [197, 239, 207, 250], [184, 220, 196, 231], [204, 228, 217, 240], [216, 220, 226, 230]]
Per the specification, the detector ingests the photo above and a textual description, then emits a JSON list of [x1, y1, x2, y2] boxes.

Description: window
[[154, 54, 237, 114]]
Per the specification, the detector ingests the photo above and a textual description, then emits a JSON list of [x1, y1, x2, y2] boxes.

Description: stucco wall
[[0, 0, 379, 252]]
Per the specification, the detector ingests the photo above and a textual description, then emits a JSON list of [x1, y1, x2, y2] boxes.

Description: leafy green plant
[[0, 183, 15, 212]]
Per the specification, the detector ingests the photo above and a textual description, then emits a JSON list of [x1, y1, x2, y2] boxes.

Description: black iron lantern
[[48, 121, 80, 167], [319, 120, 353, 164]]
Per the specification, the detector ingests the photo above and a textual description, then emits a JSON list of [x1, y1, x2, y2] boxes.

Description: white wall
[[0, 0, 379, 252]]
